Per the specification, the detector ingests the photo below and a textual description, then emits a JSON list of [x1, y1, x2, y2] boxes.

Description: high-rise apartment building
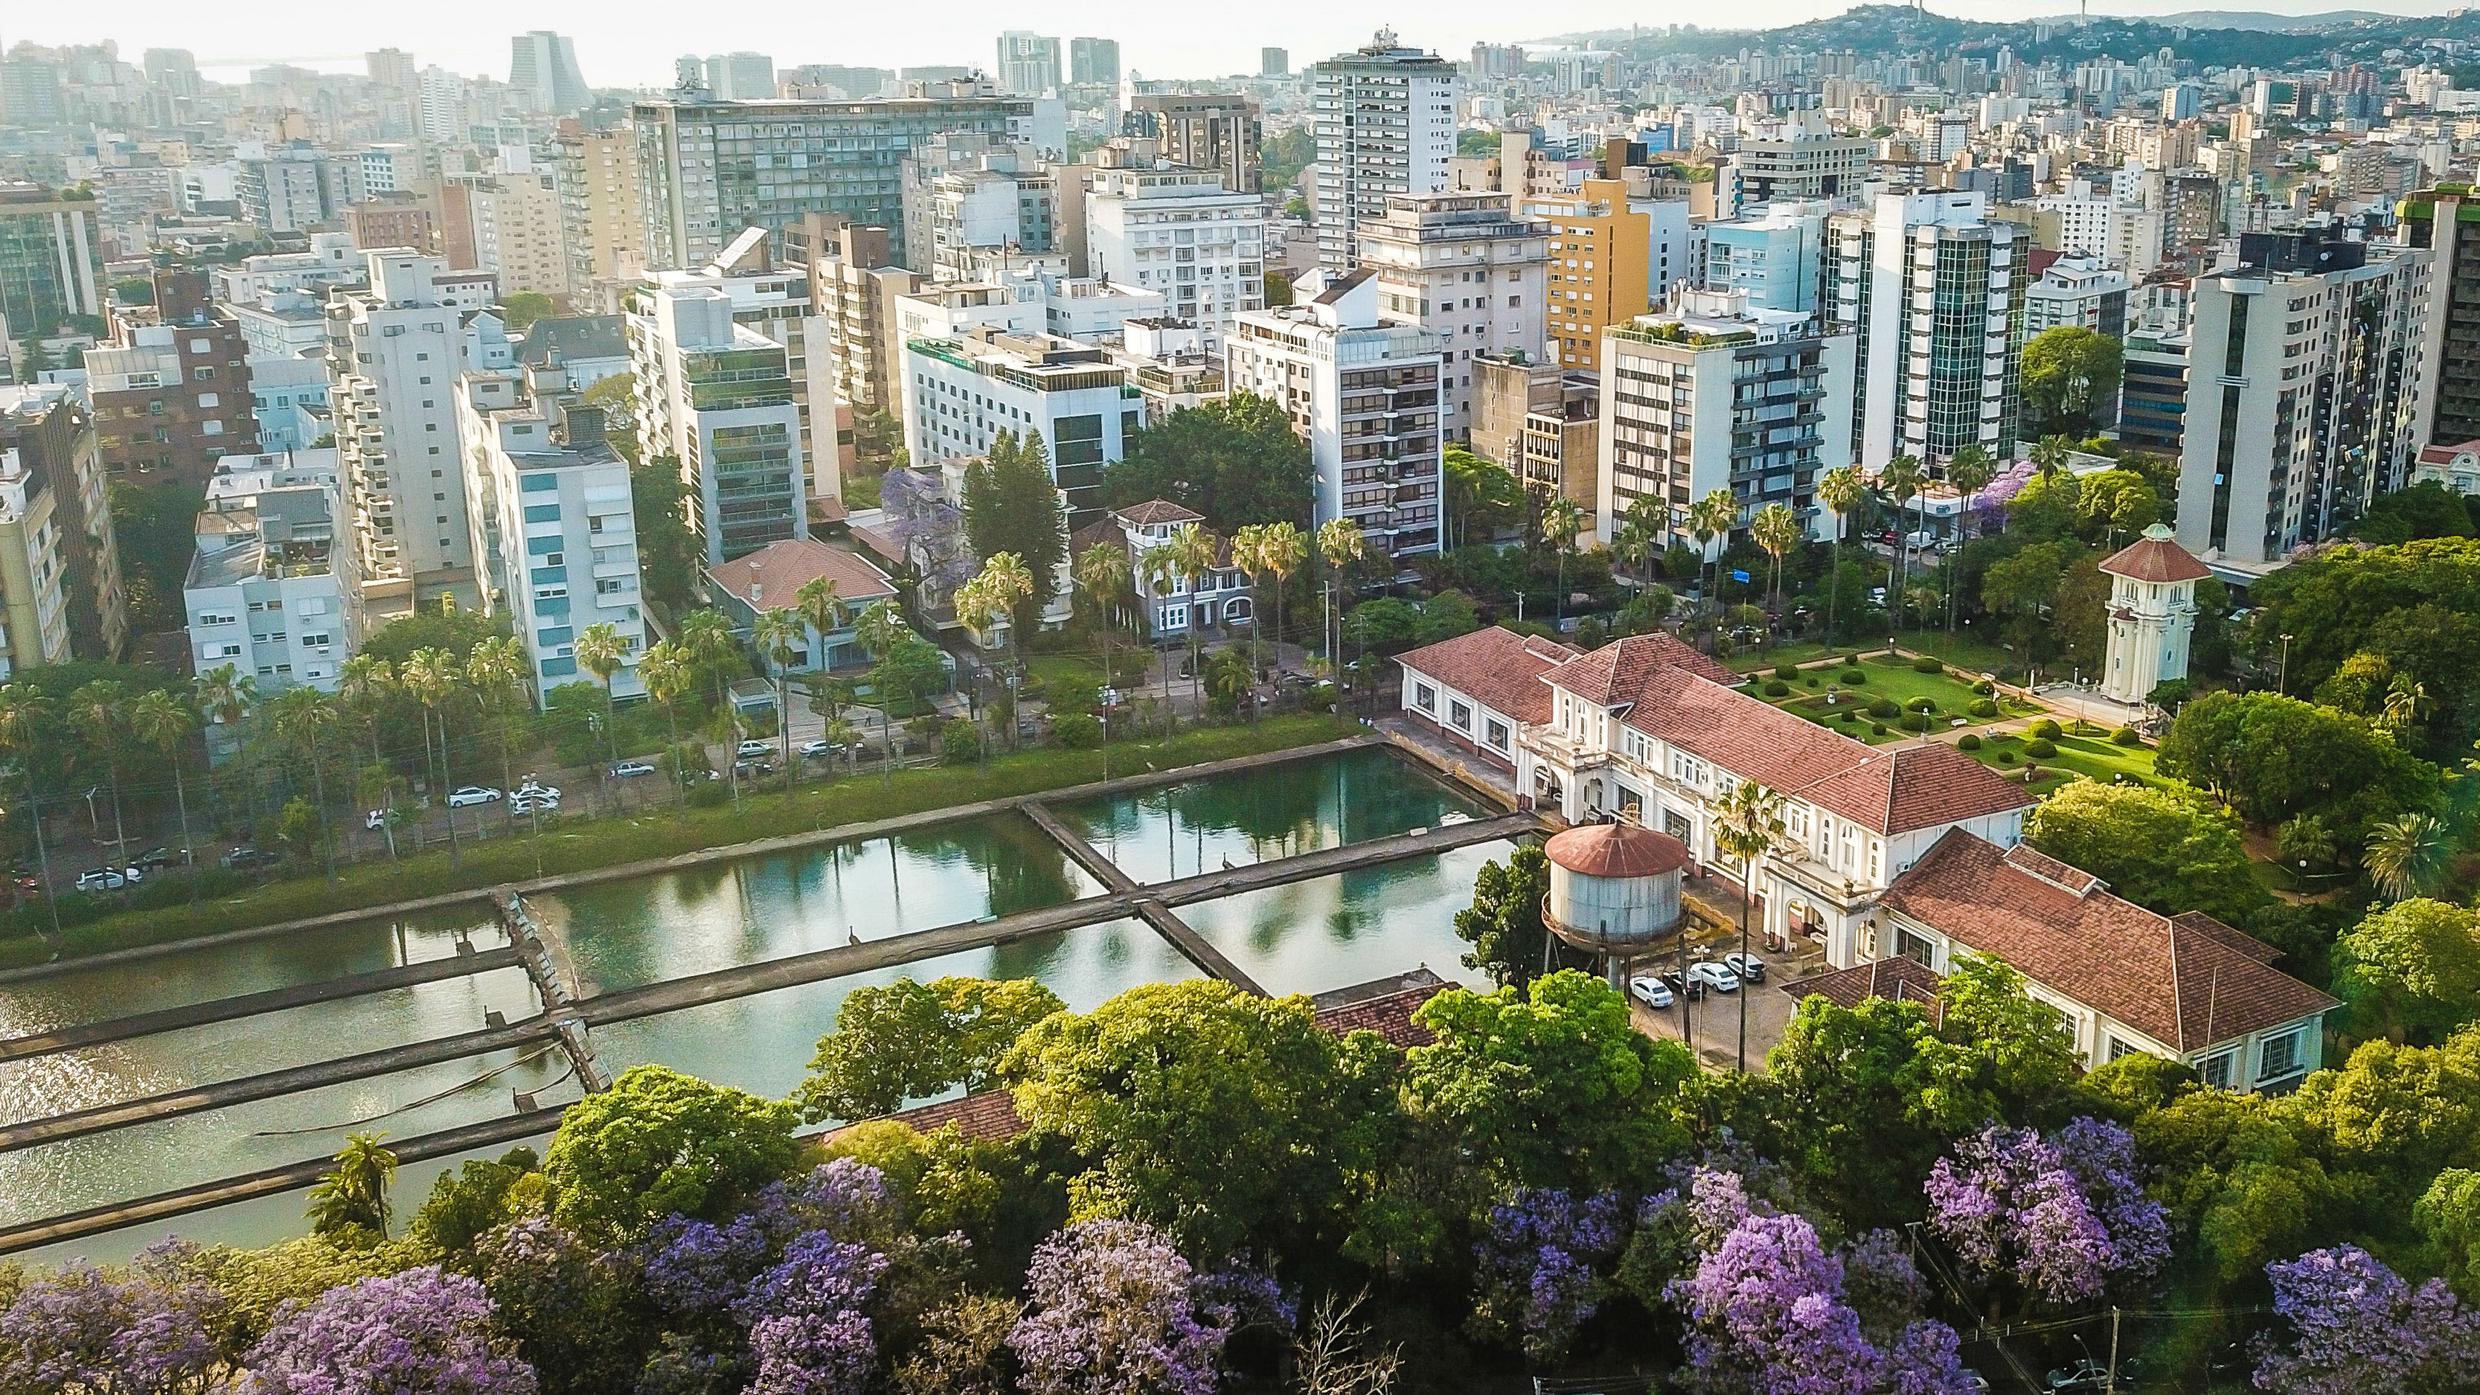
[[1596, 289, 1855, 549], [703, 52, 776, 101], [1225, 271, 1445, 557], [555, 124, 646, 309], [83, 268, 258, 486], [0, 184, 104, 341], [183, 454, 361, 697], [2175, 230, 2430, 572], [628, 284, 809, 565], [326, 252, 507, 613], [1824, 191, 2027, 468], [0, 426, 75, 679], [2024, 253, 2131, 337], [443, 171, 568, 299], [1354, 194, 1549, 442], [901, 329, 1137, 526], [1729, 119, 1871, 204], [2395, 185, 2480, 447], [789, 214, 917, 419], [900, 134, 1055, 280], [1519, 177, 1694, 373], [508, 31, 590, 114], [1069, 38, 1121, 88], [1084, 165, 1267, 338], [0, 384, 127, 661], [1311, 32, 1460, 272], [1701, 201, 1829, 317], [236, 150, 332, 234], [640, 230, 835, 499], [995, 33, 1063, 96], [1127, 94, 1264, 195], [633, 86, 1032, 270], [457, 370, 645, 703], [1261, 48, 1289, 78]]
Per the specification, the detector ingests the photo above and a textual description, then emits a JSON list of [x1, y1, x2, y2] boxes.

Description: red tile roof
[[1880, 830, 2336, 1051], [1395, 626, 1582, 725], [1117, 499, 1204, 527], [1541, 631, 1741, 702], [1778, 956, 1947, 1025], [2098, 527, 2212, 583], [708, 538, 898, 612], [1545, 822, 1692, 878]]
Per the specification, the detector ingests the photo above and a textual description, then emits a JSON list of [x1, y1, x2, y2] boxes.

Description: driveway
[[1626, 933, 1806, 1074]]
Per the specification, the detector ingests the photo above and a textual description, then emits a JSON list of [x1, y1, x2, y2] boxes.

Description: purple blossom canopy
[[1009, 1219, 1233, 1395], [736, 1229, 891, 1395], [241, 1265, 537, 1395], [2254, 1245, 2480, 1395], [1471, 1188, 1627, 1361], [1924, 1118, 2168, 1305], [1671, 1212, 1980, 1395], [0, 1252, 223, 1395]]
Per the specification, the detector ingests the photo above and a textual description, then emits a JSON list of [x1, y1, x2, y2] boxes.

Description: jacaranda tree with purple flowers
[[1925, 1117, 2170, 1306], [1469, 1188, 1626, 1362], [1008, 1219, 1233, 1395], [241, 1266, 537, 1395], [0, 1256, 223, 1395], [2253, 1244, 2480, 1395], [735, 1230, 892, 1395]]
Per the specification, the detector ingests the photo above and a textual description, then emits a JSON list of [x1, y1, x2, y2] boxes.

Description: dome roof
[[1543, 822, 1692, 879]]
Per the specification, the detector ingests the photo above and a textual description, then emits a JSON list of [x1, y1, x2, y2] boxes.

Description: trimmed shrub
[[2028, 718, 2062, 739], [1838, 710, 1859, 723], [1773, 663, 1799, 681], [1764, 680, 1792, 697], [1905, 696, 1938, 713], [1972, 679, 1997, 695], [2110, 725, 2143, 747], [1867, 698, 1899, 719], [1805, 676, 1821, 688], [1997, 749, 2018, 765], [1841, 669, 1867, 685], [1968, 698, 1999, 718], [1870, 722, 1889, 736], [1053, 713, 1103, 749], [1912, 656, 1944, 674], [1958, 733, 1983, 751], [2023, 737, 2057, 759], [1903, 713, 1934, 732], [1843, 652, 1863, 665]]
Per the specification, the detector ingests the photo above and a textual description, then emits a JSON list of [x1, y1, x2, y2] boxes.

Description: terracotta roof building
[[1867, 830, 2335, 1091], [1397, 625, 2034, 971], [706, 537, 904, 676]]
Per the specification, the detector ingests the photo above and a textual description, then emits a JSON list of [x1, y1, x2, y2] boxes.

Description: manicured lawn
[[1957, 730, 2156, 797], [1725, 641, 1838, 674], [0, 715, 1343, 970], [1752, 656, 2040, 733], [1024, 653, 1106, 695], [1892, 633, 2020, 679]]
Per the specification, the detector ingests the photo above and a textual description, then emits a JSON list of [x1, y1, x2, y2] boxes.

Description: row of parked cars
[[1627, 952, 1768, 1009], [365, 779, 564, 828]]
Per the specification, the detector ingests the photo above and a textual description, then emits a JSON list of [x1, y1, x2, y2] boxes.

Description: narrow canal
[[1, 749, 1503, 1264]]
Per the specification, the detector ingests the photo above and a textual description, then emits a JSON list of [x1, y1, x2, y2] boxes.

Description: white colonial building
[[2097, 524, 2207, 706], [1396, 627, 2034, 959], [1069, 499, 1251, 636]]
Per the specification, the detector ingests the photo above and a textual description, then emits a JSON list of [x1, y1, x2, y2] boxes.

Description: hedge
[[2028, 718, 2062, 739], [2024, 737, 2058, 758]]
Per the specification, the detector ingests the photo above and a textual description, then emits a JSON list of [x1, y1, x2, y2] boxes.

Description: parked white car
[[735, 739, 774, 759], [1687, 961, 1743, 993], [511, 794, 561, 817], [515, 779, 561, 801], [1628, 975, 1675, 1009], [610, 760, 657, 779], [74, 867, 138, 892], [1720, 952, 1767, 983], [446, 786, 502, 808]]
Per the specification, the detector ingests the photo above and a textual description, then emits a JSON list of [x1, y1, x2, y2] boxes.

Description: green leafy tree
[[2251, 537, 2480, 755], [1401, 970, 1699, 1194], [580, 372, 639, 463], [499, 291, 555, 329], [961, 431, 1068, 615], [2365, 811, 2454, 902], [409, 1146, 543, 1262], [2416, 1167, 2480, 1301], [544, 1064, 801, 1242], [2021, 326, 2125, 438], [630, 456, 702, 613], [2024, 781, 2268, 925], [798, 976, 1066, 1122], [1104, 393, 1315, 531], [305, 1132, 399, 1244], [2289, 1026, 2480, 1185], [2332, 898, 2480, 1044], [1442, 445, 1522, 551], [1001, 979, 1390, 1257], [2351, 481, 2479, 546], [2156, 689, 2441, 845]]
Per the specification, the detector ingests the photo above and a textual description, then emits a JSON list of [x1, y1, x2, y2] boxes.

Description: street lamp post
[[2278, 632, 2295, 695]]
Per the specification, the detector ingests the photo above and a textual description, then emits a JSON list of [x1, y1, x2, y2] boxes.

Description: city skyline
[[11, 0, 2467, 90]]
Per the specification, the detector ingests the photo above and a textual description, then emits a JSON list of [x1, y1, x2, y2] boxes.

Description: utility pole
[[2105, 1306, 2122, 1395]]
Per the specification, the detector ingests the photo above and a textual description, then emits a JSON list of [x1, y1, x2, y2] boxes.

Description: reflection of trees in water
[[1070, 749, 1487, 874]]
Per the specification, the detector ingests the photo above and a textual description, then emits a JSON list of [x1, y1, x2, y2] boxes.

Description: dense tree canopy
[[2252, 537, 2480, 754], [544, 1065, 803, 1242], [799, 976, 1065, 1122], [2156, 690, 2441, 846], [2021, 326, 2125, 438], [1102, 394, 1313, 532], [2024, 780, 2269, 926]]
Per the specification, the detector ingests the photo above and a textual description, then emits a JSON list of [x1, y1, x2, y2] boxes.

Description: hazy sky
[[10, 0, 2465, 87]]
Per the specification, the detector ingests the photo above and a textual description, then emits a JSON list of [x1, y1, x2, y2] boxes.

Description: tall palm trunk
[[308, 727, 335, 879], [432, 711, 460, 870]]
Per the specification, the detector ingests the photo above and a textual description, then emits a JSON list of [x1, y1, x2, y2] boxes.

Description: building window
[[2258, 1028, 2307, 1084], [2105, 1035, 2144, 1063], [2195, 1050, 2237, 1090], [1449, 700, 1472, 730], [1894, 926, 1937, 967], [1486, 719, 1511, 749], [1412, 682, 1436, 712]]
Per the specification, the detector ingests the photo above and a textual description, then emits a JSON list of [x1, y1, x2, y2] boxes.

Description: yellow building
[[1520, 178, 1669, 373]]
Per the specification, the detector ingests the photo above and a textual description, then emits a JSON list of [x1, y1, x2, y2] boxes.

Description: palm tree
[[397, 648, 464, 866], [678, 611, 747, 799], [1539, 491, 1587, 622], [192, 663, 256, 827], [1942, 445, 1998, 633], [466, 637, 529, 801], [1877, 456, 1924, 635], [1074, 541, 1132, 746], [67, 681, 131, 859], [637, 639, 694, 799], [2379, 677, 2430, 745], [1749, 502, 1802, 620], [1689, 488, 1738, 634], [1315, 519, 1366, 717], [336, 653, 395, 793], [1613, 496, 1663, 599], [1260, 521, 1307, 674], [1230, 523, 1268, 686], [574, 622, 629, 780], [793, 574, 849, 776], [1168, 524, 1221, 718], [1711, 779, 1785, 1073], [1817, 464, 1865, 641], [1141, 543, 1184, 730], [2029, 434, 2072, 489], [2364, 812, 2450, 900], [752, 607, 807, 780], [266, 687, 344, 875], [853, 601, 909, 784], [0, 686, 61, 937], [306, 1132, 398, 1240], [130, 689, 198, 877]]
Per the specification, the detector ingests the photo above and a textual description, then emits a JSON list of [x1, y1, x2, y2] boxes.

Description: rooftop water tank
[[1542, 822, 1690, 953]]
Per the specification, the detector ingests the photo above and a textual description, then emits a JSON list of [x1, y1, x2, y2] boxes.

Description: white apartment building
[[639, 230, 836, 503], [1597, 289, 1856, 549], [212, 232, 366, 306], [1729, 118, 1871, 204], [326, 251, 507, 614], [183, 451, 360, 695], [1312, 31, 1460, 272], [1824, 191, 2026, 468], [628, 283, 808, 566], [1083, 166, 1267, 341], [900, 134, 1055, 281], [451, 171, 568, 300], [249, 355, 330, 454], [1355, 193, 1549, 442], [1225, 270, 1445, 557], [901, 329, 1137, 527], [457, 368, 645, 704], [2175, 230, 2431, 574], [2024, 253, 2132, 337]]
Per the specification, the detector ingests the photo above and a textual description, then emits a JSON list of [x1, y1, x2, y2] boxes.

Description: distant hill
[[2112, 9, 2399, 31]]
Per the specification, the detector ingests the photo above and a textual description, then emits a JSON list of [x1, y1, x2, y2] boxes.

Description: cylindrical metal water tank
[[1542, 822, 1690, 952]]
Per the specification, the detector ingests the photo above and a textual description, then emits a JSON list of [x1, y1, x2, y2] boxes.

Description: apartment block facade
[[1083, 166, 1267, 340], [84, 268, 258, 485], [1825, 191, 2027, 468], [1311, 32, 1459, 272], [629, 284, 808, 566]]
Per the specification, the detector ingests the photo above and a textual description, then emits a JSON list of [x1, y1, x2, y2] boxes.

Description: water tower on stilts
[[1540, 821, 1692, 995]]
